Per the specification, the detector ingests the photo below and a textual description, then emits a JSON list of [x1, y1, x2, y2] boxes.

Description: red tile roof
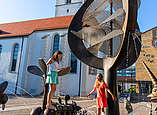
[[0, 15, 74, 38]]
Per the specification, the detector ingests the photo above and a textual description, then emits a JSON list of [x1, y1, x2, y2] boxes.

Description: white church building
[[0, 0, 99, 96]]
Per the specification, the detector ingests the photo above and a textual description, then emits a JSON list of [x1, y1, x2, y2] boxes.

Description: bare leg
[[46, 84, 56, 109], [102, 108, 105, 115], [98, 108, 101, 115]]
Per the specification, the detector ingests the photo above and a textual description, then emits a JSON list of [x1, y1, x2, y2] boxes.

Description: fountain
[[68, 0, 141, 114], [27, 58, 82, 115], [142, 61, 157, 101], [142, 61, 157, 114], [0, 81, 8, 110]]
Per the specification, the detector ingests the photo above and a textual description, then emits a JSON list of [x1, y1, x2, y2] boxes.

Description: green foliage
[[125, 87, 136, 93]]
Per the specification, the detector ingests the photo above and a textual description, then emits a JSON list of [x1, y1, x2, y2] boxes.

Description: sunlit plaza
[[0, 0, 157, 115]]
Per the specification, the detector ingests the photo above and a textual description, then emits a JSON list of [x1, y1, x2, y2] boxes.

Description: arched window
[[70, 53, 77, 73], [66, 0, 71, 4], [52, 34, 60, 55], [89, 66, 97, 75], [0, 45, 2, 56], [11, 44, 19, 72], [153, 29, 157, 38]]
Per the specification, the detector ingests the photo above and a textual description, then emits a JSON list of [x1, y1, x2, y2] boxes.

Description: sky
[[0, 0, 157, 32], [0, 0, 55, 23], [137, 0, 157, 32]]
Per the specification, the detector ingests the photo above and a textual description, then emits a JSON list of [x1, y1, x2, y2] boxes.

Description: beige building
[[136, 27, 157, 94]]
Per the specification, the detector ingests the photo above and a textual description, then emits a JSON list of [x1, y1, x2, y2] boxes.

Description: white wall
[[24, 31, 50, 95], [56, 0, 82, 5], [23, 29, 81, 96], [15, 37, 29, 95], [55, 1, 82, 17], [0, 37, 23, 94], [0, 28, 98, 97], [71, 0, 82, 3], [81, 65, 97, 97], [80, 63, 104, 97], [56, 0, 67, 5]]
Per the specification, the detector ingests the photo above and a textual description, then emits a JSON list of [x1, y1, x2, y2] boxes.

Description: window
[[153, 29, 157, 38], [154, 40, 157, 47], [117, 66, 136, 77], [89, 66, 97, 75], [66, 0, 71, 4], [0, 45, 2, 56], [11, 44, 19, 72], [52, 34, 60, 55], [70, 53, 77, 73]]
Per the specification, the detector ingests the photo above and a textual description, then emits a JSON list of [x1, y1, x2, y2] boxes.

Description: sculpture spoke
[[83, 1, 110, 22], [90, 29, 123, 47], [70, 30, 83, 39], [100, 8, 125, 25], [112, 19, 123, 28], [87, 42, 104, 54], [71, 28, 106, 44], [83, 0, 123, 26]]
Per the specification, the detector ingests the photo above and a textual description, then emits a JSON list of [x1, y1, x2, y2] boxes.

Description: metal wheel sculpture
[[68, 0, 141, 114]]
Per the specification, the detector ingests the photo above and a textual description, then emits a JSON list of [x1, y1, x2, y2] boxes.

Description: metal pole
[[109, 0, 113, 57], [42, 83, 49, 111], [104, 63, 119, 115], [42, 72, 49, 111], [150, 101, 152, 115], [78, 61, 82, 96]]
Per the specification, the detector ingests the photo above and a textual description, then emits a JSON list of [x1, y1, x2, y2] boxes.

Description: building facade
[[136, 27, 157, 95], [0, 0, 99, 96], [0, 16, 84, 96], [117, 65, 136, 93]]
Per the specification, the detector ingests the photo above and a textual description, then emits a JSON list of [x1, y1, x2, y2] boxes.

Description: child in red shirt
[[87, 73, 117, 115]]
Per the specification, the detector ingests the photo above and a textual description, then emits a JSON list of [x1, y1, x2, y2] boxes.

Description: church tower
[[55, 0, 84, 17]]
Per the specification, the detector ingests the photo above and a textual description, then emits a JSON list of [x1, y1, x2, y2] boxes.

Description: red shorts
[[97, 97, 108, 108]]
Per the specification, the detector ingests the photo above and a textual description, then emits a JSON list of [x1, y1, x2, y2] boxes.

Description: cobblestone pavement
[[0, 95, 156, 115]]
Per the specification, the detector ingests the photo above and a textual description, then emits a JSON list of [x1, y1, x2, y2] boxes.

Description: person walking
[[87, 73, 117, 115]]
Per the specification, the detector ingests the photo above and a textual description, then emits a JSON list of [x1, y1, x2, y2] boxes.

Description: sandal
[[46, 104, 55, 110]]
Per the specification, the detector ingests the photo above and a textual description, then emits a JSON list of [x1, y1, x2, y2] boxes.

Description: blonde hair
[[51, 50, 63, 63], [94, 73, 104, 88]]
